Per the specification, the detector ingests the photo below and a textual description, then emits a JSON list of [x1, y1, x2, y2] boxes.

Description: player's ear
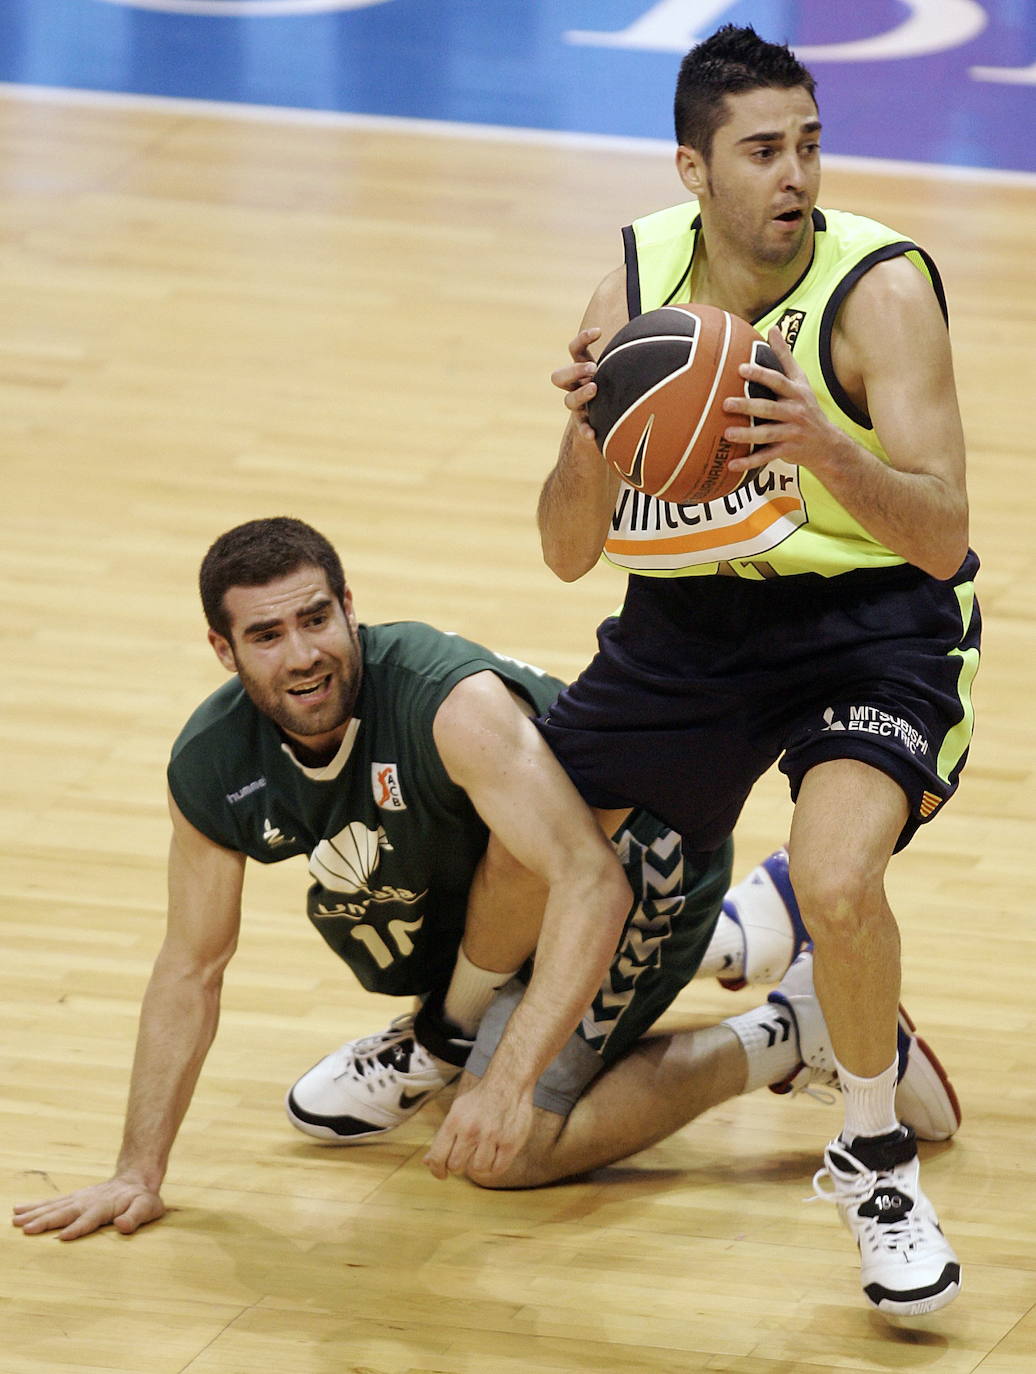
[[341, 584, 358, 633], [676, 145, 708, 197], [208, 627, 237, 673]]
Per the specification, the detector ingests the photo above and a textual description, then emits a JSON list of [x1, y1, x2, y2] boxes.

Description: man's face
[[209, 566, 361, 756], [679, 84, 822, 270]]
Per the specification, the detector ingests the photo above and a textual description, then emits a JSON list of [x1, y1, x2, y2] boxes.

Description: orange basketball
[[586, 303, 782, 505]]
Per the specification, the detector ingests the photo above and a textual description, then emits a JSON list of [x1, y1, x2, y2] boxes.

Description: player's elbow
[[153, 936, 238, 994], [925, 546, 969, 581], [921, 511, 970, 581], [540, 532, 598, 582], [576, 856, 634, 937]]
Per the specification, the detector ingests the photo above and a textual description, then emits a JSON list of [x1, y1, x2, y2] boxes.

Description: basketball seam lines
[[601, 325, 703, 467], [655, 309, 732, 500]]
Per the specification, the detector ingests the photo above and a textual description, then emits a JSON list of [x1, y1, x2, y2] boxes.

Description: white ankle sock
[[722, 1002, 801, 1094], [442, 947, 519, 1037], [837, 1056, 899, 1141]]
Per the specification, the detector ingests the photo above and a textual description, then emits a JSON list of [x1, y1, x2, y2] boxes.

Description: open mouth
[[287, 674, 331, 699], [774, 208, 803, 223]]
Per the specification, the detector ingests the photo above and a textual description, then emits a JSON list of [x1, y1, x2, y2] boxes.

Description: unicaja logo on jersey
[[372, 763, 406, 810], [263, 817, 296, 848]]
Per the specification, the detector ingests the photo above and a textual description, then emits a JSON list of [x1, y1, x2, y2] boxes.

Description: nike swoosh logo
[[617, 414, 653, 488], [398, 1089, 432, 1110]]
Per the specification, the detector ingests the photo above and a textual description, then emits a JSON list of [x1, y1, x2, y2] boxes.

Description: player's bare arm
[[723, 256, 969, 579], [538, 265, 627, 581], [423, 671, 632, 1180], [12, 795, 245, 1240]]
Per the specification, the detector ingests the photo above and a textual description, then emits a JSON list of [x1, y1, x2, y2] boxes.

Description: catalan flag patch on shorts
[[919, 790, 943, 819]]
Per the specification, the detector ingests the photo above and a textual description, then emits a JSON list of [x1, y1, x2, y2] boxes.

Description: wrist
[[114, 1156, 165, 1191], [807, 424, 866, 481]]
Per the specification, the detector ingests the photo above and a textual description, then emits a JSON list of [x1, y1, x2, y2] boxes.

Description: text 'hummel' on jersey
[[226, 776, 266, 804]]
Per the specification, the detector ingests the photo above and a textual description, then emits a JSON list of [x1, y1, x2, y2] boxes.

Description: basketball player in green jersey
[[13, 517, 958, 1245], [535, 25, 977, 1317]]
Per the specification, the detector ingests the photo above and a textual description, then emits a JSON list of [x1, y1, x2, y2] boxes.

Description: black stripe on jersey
[[818, 241, 948, 431], [622, 221, 640, 318]]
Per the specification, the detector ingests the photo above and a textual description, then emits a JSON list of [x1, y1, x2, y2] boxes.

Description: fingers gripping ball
[[586, 303, 783, 505]]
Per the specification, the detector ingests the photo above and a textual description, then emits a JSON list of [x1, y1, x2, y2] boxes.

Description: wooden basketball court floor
[[1, 88, 1033, 1373]]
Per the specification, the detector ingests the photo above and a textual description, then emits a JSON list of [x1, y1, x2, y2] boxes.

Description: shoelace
[[785, 1066, 835, 1110], [332, 1014, 417, 1085], [808, 1163, 925, 1255], [779, 1062, 838, 1106]]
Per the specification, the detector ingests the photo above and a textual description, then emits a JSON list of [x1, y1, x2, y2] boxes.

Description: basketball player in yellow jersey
[[536, 26, 977, 1317]]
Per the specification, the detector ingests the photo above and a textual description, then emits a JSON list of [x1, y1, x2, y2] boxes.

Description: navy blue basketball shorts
[[465, 810, 732, 1114], [537, 552, 981, 855]]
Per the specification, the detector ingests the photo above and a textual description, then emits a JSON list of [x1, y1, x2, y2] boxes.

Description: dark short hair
[[674, 24, 817, 160], [200, 517, 347, 640]]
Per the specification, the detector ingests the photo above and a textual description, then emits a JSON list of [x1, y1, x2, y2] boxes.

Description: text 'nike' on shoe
[[812, 1127, 962, 1316], [285, 1014, 461, 1143]]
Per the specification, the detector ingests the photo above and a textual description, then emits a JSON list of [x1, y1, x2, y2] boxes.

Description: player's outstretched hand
[[423, 1076, 533, 1184], [12, 1176, 166, 1241]]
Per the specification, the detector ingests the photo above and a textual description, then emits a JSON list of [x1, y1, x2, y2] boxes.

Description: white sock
[[837, 1057, 900, 1141], [442, 947, 520, 1037], [694, 906, 746, 980], [722, 1002, 801, 1094]]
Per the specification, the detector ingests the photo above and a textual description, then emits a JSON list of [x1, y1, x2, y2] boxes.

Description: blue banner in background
[[0, 0, 1032, 174]]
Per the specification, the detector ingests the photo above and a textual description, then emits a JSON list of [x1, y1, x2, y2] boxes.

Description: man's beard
[[236, 658, 359, 741]]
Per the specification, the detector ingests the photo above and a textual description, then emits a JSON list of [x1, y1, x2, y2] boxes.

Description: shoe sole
[[896, 1005, 962, 1142], [768, 1002, 962, 1143], [284, 1088, 435, 1144], [867, 1269, 962, 1317]]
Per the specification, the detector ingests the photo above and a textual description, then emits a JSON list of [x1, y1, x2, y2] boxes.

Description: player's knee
[[466, 1162, 527, 1191], [788, 851, 886, 939], [465, 1151, 550, 1191], [466, 1112, 566, 1190]]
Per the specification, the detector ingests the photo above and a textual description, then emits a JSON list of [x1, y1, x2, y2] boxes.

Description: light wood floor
[[1, 89, 1034, 1373]]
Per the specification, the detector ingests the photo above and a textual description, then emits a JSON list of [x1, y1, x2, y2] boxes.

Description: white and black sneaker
[[767, 949, 962, 1142], [718, 848, 811, 990], [813, 1127, 962, 1316], [285, 1013, 466, 1143]]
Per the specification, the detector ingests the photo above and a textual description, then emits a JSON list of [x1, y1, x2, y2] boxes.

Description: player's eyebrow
[[737, 119, 822, 146], [242, 596, 333, 637]]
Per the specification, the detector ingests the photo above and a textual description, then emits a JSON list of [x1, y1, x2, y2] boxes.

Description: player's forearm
[[114, 963, 224, 1189], [808, 433, 969, 579], [538, 421, 618, 580], [480, 866, 631, 1093]]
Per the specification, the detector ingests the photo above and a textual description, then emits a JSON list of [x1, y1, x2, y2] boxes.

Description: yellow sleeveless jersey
[[602, 203, 947, 580]]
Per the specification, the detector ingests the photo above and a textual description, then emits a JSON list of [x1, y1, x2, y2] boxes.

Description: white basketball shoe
[[286, 1014, 462, 1143], [813, 1128, 962, 1315], [718, 848, 811, 989]]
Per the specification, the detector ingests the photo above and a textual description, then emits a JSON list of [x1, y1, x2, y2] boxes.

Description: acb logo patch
[[372, 763, 406, 811], [776, 309, 807, 349]]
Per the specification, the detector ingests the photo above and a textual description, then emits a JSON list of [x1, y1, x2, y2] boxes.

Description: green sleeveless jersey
[[168, 622, 563, 996], [603, 203, 947, 580]]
